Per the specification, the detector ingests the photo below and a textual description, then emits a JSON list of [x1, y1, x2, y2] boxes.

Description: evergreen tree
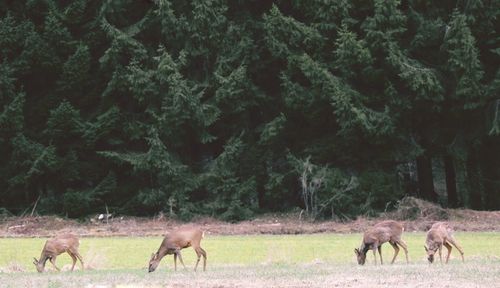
[[0, 0, 498, 218]]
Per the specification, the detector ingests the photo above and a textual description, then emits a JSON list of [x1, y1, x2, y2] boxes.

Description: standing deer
[[354, 220, 409, 265], [33, 234, 84, 272], [424, 222, 464, 264], [148, 227, 207, 273]]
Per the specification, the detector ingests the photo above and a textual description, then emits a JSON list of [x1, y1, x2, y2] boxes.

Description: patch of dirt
[[0, 198, 499, 237]]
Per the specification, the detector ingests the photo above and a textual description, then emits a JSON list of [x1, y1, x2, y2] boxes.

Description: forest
[[0, 0, 499, 221]]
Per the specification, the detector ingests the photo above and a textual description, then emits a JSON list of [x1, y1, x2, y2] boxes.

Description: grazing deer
[[354, 220, 409, 265], [424, 222, 464, 264], [33, 234, 84, 273], [148, 227, 207, 273]]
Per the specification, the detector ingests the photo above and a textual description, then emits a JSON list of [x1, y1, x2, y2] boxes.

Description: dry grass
[[1, 203, 500, 238], [0, 260, 499, 288], [58, 247, 108, 272], [387, 196, 450, 220], [81, 246, 109, 271], [0, 261, 26, 273]]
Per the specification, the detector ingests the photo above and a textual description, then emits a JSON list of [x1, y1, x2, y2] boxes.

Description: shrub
[[357, 170, 403, 214], [62, 190, 95, 218]]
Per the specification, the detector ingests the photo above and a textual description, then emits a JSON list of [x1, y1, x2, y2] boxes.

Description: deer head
[[354, 248, 366, 265], [424, 245, 437, 263], [148, 252, 161, 272], [33, 257, 44, 273]]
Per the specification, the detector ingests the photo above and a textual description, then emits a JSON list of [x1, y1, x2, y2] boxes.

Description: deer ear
[[424, 245, 428, 252], [33, 258, 38, 264], [354, 248, 359, 255]]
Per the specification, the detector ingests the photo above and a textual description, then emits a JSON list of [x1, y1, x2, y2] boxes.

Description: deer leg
[[389, 242, 400, 264], [73, 251, 84, 270], [377, 245, 383, 265], [199, 247, 207, 271], [192, 247, 207, 272], [438, 246, 443, 264], [396, 239, 409, 263], [443, 242, 452, 264], [448, 237, 465, 262], [49, 257, 61, 272], [372, 247, 378, 265], [194, 248, 201, 272], [67, 252, 77, 271], [176, 250, 186, 270], [173, 252, 180, 271]]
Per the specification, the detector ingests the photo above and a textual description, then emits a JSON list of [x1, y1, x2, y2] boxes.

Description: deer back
[[426, 222, 452, 248], [364, 220, 404, 244], [161, 227, 204, 250], [43, 234, 80, 256]]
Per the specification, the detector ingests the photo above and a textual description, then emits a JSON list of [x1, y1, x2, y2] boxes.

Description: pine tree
[[1, 0, 499, 217]]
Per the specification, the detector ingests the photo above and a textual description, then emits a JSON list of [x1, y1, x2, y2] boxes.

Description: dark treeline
[[1, 0, 499, 220]]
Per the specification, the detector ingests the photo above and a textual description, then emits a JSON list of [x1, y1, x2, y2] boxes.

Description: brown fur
[[148, 227, 207, 272], [33, 234, 84, 272], [425, 222, 464, 264], [354, 220, 409, 265]]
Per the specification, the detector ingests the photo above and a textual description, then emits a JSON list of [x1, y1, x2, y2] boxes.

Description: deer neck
[[360, 243, 371, 255], [157, 246, 170, 260]]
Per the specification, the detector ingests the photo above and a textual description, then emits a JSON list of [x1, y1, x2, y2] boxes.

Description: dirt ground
[[1, 207, 499, 238]]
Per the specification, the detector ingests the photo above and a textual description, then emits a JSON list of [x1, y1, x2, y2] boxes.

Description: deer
[[424, 222, 464, 264], [33, 233, 84, 273], [354, 220, 409, 265], [148, 227, 207, 273]]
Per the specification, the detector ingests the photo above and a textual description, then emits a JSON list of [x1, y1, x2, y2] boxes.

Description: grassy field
[[0, 232, 499, 287]]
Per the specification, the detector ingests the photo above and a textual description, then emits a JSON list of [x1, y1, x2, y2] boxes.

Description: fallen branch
[[7, 224, 25, 230]]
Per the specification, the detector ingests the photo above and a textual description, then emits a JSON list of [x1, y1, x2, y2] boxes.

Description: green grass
[[1, 232, 499, 269], [0, 233, 499, 287]]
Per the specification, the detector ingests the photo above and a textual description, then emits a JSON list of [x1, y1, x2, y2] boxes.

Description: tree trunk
[[416, 154, 437, 202], [479, 137, 500, 210], [444, 155, 459, 207], [466, 146, 483, 209]]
